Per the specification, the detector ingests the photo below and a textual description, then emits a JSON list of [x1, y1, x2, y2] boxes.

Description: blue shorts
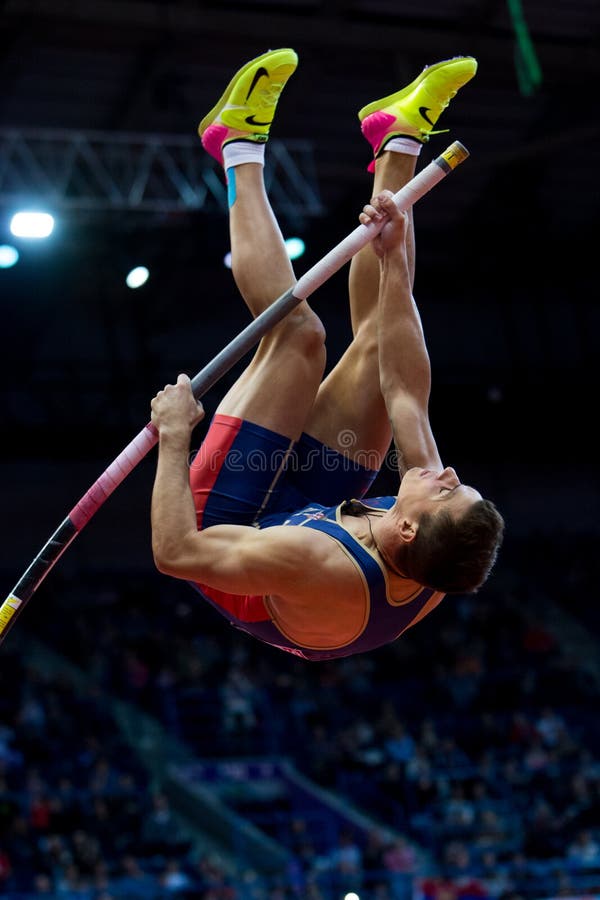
[[190, 413, 379, 530], [187, 414, 379, 625]]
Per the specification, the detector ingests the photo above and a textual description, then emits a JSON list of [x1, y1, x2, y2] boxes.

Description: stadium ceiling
[[1, 0, 599, 233], [0, 0, 597, 462]]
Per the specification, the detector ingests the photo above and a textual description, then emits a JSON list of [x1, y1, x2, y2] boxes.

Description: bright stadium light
[[10, 211, 55, 239], [344, 893, 360, 900], [0, 244, 19, 268], [225, 243, 303, 266], [126, 266, 150, 289], [285, 237, 305, 260]]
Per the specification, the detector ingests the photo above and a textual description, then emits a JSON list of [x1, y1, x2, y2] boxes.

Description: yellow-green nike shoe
[[359, 56, 477, 170], [199, 47, 298, 165]]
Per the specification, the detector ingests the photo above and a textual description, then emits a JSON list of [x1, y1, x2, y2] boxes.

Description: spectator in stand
[[328, 829, 363, 892], [470, 781, 496, 817], [0, 848, 12, 888], [55, 862, 89, 896], [32, 873, 54, 894], [29, 789, 51, 834], [523, 737, 551, 776], [508, 712, 539, 747], [0, 725, 23, 770], [433, 738, 471, 772], [473, 809, 509, 851], [443, 784, 476, 831], [91, 861, 111, 896], [385, 835, 417, 870], [140, 792, 188, 857], [0, 775, 18, 833], [159, 857, 193, 891], [566, 829, 600, 868], [535, 706, 568, 748], [89, 756, 119, 798], [221, 666, 259, 736], [523, 800, 564, 859], [362, 829, 387, 888], [384, 722, 416, 765], [405, 745, 433, 782], [71, 828, 103, 875], [114, 855, 155, 897], [477, 851, 512, 899]]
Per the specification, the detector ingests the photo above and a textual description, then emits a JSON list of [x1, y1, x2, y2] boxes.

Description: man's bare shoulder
[[254, 523, 363, 600], [256, 522, 356, 569]]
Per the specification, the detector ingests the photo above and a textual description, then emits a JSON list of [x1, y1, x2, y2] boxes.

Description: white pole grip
[[294, 141, 469, 300]]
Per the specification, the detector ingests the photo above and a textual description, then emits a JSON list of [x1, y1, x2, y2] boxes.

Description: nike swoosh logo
[[245, 114, 272, 127], [245, 66, 269, 102], [419, 106, 435, 126]]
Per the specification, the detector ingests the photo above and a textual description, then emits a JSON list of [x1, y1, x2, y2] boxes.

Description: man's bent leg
[[199, 49, 326, 440], [298, 58, 477, 474], [216, 163, 326, 439], [300, 149, 417, 471]]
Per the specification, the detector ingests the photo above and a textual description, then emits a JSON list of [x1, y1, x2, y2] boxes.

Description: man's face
[[396, 467, 482, 521]]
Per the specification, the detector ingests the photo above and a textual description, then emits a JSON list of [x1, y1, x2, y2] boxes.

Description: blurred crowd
[[0, 531, 598, 899]]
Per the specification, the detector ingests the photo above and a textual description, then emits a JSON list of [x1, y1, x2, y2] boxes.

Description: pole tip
[[438, 141, 470, 170]]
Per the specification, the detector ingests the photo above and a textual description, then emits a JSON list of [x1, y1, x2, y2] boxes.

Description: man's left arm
[[361, 193, 443, 475]]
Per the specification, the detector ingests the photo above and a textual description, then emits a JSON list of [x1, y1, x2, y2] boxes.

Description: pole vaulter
[[0, 141, 469, 646]]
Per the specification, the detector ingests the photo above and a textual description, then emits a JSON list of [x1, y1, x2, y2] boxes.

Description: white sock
[[222, 140, 265, 169], [382, 137, 422, 157]]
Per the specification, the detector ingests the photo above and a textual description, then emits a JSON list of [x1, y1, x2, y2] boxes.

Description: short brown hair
[[396, 499, 505, 594]]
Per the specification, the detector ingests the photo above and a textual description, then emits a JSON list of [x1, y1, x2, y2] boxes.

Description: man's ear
[[399, 518, 418, 544]]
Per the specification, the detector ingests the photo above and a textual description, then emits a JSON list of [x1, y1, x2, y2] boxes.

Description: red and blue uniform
[[188, 414, 444, 660]]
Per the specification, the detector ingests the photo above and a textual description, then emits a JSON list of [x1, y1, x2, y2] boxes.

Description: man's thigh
[[283, 430, 380, 508], [215, 313, 326, 441], [302, 338, 392, 471]]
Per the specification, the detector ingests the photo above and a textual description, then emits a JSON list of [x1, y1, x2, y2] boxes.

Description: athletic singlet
[[211, 496, 445, 661]]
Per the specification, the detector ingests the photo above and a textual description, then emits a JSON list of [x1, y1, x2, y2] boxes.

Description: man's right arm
[[151, 426, 309, 596]]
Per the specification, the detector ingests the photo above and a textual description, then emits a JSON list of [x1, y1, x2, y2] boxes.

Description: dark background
[[1, 0, 598, 601]]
